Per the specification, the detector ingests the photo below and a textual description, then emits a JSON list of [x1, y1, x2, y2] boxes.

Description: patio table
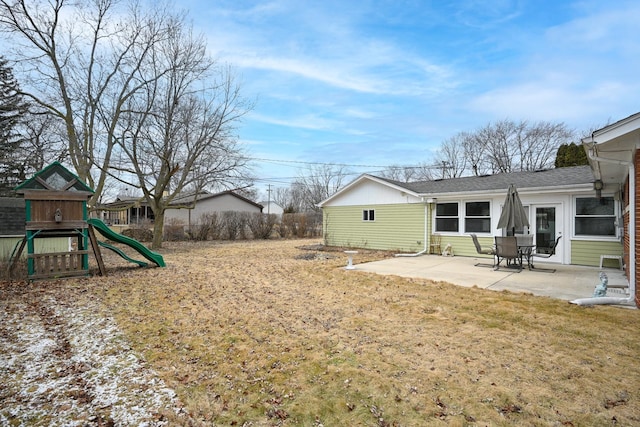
[[518, 244, 536, 270]]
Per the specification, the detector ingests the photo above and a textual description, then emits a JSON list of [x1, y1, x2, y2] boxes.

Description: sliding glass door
[[533, 205, 562, 262]]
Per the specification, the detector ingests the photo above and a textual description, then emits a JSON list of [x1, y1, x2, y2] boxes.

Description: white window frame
[[435, 202, 459, 233], [464, 201, 491, 234], [362, 209, 375, 222], [573, 195, 618, 240]]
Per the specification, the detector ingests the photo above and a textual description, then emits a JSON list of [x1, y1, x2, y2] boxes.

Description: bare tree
[[481, 120, 518, 173], [295, 164, 352, 212], [1, 1, 252, 248], [379, 164, 421, 182], [272, 184, 305, 213], [463, 131, 489, 176], [0, 0, 180, 206], [464, 119, 573, 175], [378, 161, 435, 182], [520, 121, 574, 171], [115, 24, 252, 248], [18, 110, 67, 174], [434, 133, 469, 178]]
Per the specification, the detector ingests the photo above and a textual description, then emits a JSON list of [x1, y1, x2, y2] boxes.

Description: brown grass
[[34, 240, 640, 425]]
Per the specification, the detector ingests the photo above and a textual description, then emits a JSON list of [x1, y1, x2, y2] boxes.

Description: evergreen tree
[[0, 56, 28, 196], [554, 142, 588, 168]]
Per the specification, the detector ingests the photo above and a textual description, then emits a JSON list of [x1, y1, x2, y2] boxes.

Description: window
[[575, 197, 616, 236], [362, 209, 375, 221], [436, 202, 458, 232], [465, 201, 491, 233]]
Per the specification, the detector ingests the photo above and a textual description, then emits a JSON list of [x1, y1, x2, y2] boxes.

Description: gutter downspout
[[571, 150, 636, 307], [395, 199, 429, 257]]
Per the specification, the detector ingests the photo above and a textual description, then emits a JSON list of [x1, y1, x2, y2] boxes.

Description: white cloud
[[188, 0, 640, 182], [453, 0, 524, 29], [249, 111, 339, 131], [467, 1, 640, 129], [223, 47, 454, 97], [200, 2, 456, 97]]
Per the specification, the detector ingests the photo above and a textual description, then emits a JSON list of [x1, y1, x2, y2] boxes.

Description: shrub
[[190, 213, 221, 241], [163, 218, 187, 241], [238, 212, 251, 240], [123, 220, 154, 242], [280, 213, 322, 238], [221, 211, 244, 240], [247, 213, 277, 239], [0, 252, 26, 280]]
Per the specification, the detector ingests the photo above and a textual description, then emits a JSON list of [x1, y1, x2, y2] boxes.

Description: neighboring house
[[97, 196, 155, 226], [582, 111, 639, 306], [0, 197, 26, 257], [319, 165, 623, 269], [165, 190, 263, 229], [96, 190, 264, 232], [0, 197, 25, 235], [258, 200, 284, 216]]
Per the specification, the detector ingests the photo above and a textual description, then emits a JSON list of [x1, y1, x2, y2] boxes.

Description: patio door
[[533, 204, 562, 263]]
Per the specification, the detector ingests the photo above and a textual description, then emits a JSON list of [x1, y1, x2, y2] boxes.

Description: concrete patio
[[349, 253, 630, 302]]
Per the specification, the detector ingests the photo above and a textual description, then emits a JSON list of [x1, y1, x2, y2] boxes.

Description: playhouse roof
[[14, 162, 94, 194]]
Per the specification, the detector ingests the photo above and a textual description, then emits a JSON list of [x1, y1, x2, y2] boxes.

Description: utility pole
[[266, 184, 272, 214]]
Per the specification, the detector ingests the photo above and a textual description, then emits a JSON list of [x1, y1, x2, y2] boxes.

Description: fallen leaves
[[0, 280, 187, 426], [3, 239, 640, 426], [605, 391, 630, 409]]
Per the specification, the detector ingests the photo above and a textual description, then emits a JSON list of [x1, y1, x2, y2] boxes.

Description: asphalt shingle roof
[[375, 165, 594, 195]]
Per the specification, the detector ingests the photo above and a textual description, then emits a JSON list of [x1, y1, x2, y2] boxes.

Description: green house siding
[[437, 235, 494, 258], [571, 240, 624, 267], [323, 204, 425, 252], [0, 236, 69, 259], [324, 204, 623, 267]]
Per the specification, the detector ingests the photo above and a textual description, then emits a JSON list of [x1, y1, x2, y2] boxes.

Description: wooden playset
[[9, 162, 164, 280]]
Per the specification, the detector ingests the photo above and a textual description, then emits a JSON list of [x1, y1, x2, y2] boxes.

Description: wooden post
[[88, 225, 107, 276], [8, 236, 27, 277]]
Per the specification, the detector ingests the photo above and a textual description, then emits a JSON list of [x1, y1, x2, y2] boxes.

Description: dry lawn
[[3, 239, 640, 426]]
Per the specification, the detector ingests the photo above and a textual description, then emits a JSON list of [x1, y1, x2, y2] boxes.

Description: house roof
[[582, 111, 640, 184], [258, 200, 284, 210], [319, 165, 595, 206], [384, 165, 594, 196], [99, 190, 263, 210], [169, 190, 212, 205], [169, 190, 263, 209]]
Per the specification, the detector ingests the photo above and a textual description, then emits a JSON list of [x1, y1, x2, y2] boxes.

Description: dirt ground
[[1, 239, 639, 426]]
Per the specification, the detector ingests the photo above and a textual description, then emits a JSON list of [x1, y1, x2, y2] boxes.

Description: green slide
[[97, 241, 148, 267], [88, 218, 165, 267]]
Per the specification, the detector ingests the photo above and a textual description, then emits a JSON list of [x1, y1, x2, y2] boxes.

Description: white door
[[532, 204, 562, 263]]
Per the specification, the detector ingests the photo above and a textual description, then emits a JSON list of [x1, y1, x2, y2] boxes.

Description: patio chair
[[530, 235, 562, 273], [494, 236, 521, 271], [515, 234, 534, 270], [470, 233, 495, 267]]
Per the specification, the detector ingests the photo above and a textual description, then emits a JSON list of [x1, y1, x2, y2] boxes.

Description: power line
[[241, 155, 431, 170], [234, 154, 455, 190]]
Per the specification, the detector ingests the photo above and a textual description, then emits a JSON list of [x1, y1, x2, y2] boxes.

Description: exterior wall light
[[593, 179, 604, 198]]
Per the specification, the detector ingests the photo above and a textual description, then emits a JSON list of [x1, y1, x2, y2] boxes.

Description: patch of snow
[[0, 290, 185, 426]]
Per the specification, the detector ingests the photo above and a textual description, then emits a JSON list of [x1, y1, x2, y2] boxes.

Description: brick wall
[[635, 151, 640, 306], [623, 174, 630, 281], [0, 197, 25, 235]]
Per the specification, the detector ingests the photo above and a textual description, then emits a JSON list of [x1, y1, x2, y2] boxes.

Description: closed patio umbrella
[[497, 184, 529, 235]]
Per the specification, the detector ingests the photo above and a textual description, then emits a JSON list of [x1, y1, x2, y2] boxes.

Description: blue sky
[[180, 0, 639, 193]]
